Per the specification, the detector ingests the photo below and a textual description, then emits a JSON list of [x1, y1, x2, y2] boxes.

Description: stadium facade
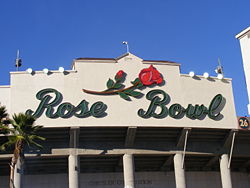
[[0, 52, 250, 188]]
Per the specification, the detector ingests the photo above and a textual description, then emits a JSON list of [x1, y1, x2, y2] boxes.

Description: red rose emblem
[[138, 65, 163, 86], [83, 65, 164, 101], [115, 70, 124, 79]]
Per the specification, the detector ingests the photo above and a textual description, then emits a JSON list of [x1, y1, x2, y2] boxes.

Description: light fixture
[[215, 58, 223, 75], [43, 68, 49, 74], [215, 58, 224, 80], [217, 73, 224, 80], [203, 72, 209, 79], [58, 67, 65, 73], [189, 71, 195, 77], [26, 68, 33, 74]]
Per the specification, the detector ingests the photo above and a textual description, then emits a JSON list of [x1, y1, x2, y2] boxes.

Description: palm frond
[[0, 125, 15, 134], [1, 113, 44, 152], [0, 136, 17, 151], [11, 113, 37, 133], [27, 139, 44, 149], [25, 135, 46, 150], [0, 106, 8, 121], [28, 135, 46, 141]]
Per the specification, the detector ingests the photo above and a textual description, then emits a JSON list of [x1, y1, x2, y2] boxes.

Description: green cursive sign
[[26, 88, 107, 118], [138, 89, 224, 120], [26, 88, 224, 121]]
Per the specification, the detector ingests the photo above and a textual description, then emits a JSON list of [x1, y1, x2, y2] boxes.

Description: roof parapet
[[235, 26, 250, 39], [72, 53, 180, 68]]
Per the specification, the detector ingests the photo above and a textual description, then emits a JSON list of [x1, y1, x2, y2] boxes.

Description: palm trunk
[[9, 158, 15, 188], [9, 140, 23, 188], [14, 155, 24, 188]]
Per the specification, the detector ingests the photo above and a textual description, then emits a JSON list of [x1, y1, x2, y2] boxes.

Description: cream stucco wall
[[0, 53, 238, 129], [236, 27, 250, 114], [0, 86, 10, 113]]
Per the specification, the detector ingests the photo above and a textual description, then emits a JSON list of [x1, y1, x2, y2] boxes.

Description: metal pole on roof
[[122, 41, 129, 53], [15, 50, 22, 71], [215, 58, 224, 75]]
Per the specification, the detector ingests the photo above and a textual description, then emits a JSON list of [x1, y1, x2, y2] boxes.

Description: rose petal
[[138, 65, 163, 86]]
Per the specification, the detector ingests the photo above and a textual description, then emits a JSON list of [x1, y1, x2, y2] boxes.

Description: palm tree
[[0, 113, 45, 188], [0, 105, 9, 126]]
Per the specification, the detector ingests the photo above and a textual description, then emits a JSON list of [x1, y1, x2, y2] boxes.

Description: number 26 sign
[[238, 117, 249, 129]]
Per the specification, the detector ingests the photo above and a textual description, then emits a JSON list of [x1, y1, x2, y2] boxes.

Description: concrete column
[[220, 154, 232, 188], [69, 127, 80, 188], [14, 157, 23, 188], [69, 154, 80, 188], [174, 153, 186, 188], [123, 154, 135, 188], [70, 127, 80, 148]]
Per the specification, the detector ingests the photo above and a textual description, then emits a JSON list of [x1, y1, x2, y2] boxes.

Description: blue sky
[[0, 0, 249, 116]]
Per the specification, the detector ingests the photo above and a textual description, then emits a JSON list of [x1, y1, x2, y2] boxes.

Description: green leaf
[[124, 89, 142, 97], [115, 75, 121, 82], [118, 92, 130, 100], [131, 78, 140, 85], [130, 91, 143, 97], [113, 83, 123, 89], [124, 89, 132, 94], [106, 79, 114, 89], [136, 82, 144, 89]]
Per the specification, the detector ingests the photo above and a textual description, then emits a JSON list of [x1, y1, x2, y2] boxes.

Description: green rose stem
[[82, 82, 140, 95]]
